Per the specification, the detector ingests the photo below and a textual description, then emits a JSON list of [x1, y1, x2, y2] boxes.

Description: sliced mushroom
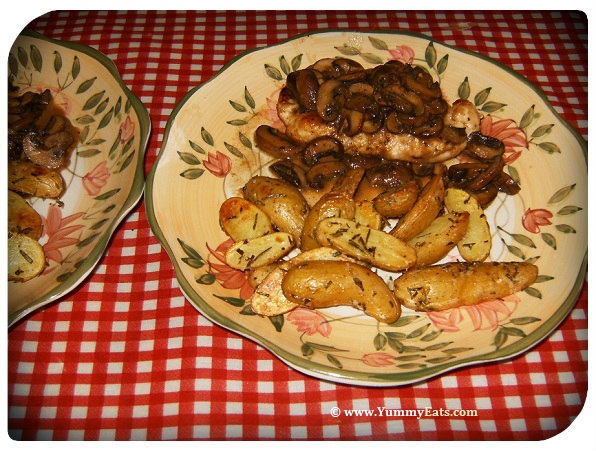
[[316, 79, 345, 122], [22, 131, 71, 169], [332, 58, 365, 76], [401, 68, 442, 100], [466, 132, 505, 160], [469, 183, 499, 208], [306, 160, 348, 190], [410, 114, 443, 138], [302, 136, 344, 166], [493, 170, 521, 195], [255, 125, 303, 159], [270, 159, 307, 188], [286, 69, 320, 111], [338, 108, 364, 136], [385, 111, 407, 134], [366, 161, 414, 189]]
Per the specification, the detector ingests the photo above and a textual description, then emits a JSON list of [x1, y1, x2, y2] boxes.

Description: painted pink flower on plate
[[427, 295, 521, 332], [522, 208, 553, 233], [41, 204, 85, 265], [258, 87, 284, 131], [287, 308, 332, 337], [82, 161, 111, 196], [203, 151, 232, 178], [119, 115, 135, 143], [388, 45, 415, 64], [361, 352, 395, 367]]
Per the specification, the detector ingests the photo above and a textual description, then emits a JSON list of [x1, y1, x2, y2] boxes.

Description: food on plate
[[216, 56, 534, 323], [444, 187, 492, 262], [7, 82, 79, 282], [242, 176, 310, 247], [315, 217, 416, 272], [389, 172, 445, 242], [8, 190, 43, 240], [407, 211, 470, 268], [224, 231, 295, 271], [8, 232, 46, 282], [250, 246, 354, 316], [281, 260, 400, 323], [219, 197, 274, 242], [393, 261, 538, 311], [277, 58, 481, 163], [8, 160, 65, 198]]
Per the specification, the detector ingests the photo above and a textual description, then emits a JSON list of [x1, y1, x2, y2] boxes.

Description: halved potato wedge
[[8, 233, 46, 282], [315, 217, 416, 271], [394, 261, 538, 311], [8, 160, 64, 198], [281, 260, 400, 324], [408, 211, 470, 267], [372, 181, 419, 218], [219, 197, 273, 242], [250, 247, 353, 316], [444, 187, 491, 262], [301, 192, 355, 251], [389, 173, 445, 242], [8, 190, 43, 240], [224, 232, 295, 271]]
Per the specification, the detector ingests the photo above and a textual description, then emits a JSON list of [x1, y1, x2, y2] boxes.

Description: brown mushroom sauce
[[8, 81, 78, 171], [255, 58, 520, 209]]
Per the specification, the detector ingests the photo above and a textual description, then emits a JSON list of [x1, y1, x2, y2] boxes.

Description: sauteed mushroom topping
[[256, 58, 519, 208], [283, 58, 458, 141]]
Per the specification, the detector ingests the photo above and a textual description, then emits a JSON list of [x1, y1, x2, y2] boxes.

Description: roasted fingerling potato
[[408, 211, 470, 268], [219, 197, 274, 241], [444, 187, 491, 262], [281, 260, 401, 324], [301, 192, 356, 251], [224, 231, 295, 271], [389, 172, 445, 242], [8, 190, 43, 240], [372, 181, 419, 218], [8, 160, 65, 199], [250, 247, 353, 316], [243, 176, 309, 247], [315, 217, 416, 271], [393, 261, 538, 311]]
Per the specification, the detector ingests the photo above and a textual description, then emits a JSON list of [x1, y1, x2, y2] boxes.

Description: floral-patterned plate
[[8, 31, 151, 328], [146, 30, 587, 386]]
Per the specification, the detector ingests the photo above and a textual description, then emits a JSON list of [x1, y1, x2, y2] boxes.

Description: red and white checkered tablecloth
[[7, 10, 588, 441]]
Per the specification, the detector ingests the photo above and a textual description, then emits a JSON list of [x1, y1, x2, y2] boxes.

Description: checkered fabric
[[7, 10, 588, 441]]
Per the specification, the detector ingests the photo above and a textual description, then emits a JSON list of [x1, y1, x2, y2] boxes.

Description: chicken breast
[[277, 88, 481, 164]]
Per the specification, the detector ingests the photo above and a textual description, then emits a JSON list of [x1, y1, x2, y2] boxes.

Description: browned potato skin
[[219, 197, 273, 241], [250, 247, 353, 316], [373, 181, 419, 218], [243, 176, 309, 247], [8, 190, 43, 240], [315, 217, 416, 272], [354, 200, 384, 230], [8, 160, 65, 198], [281, 260, 401, 323], [408, 211, 470, 268], [301, 192, 355, 251], [390, 173, 445, 242], [394, 261, 538, 311]]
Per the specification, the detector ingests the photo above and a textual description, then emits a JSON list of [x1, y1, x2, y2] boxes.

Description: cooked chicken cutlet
[[277, 87, 481, 164]]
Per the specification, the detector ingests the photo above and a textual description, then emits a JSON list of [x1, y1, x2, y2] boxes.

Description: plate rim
[[8, 30, 152, 328], [146, 29, 587, 386]]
